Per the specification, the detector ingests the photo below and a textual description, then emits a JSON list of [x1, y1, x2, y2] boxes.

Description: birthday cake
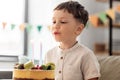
[[13, 61, 55, 80]]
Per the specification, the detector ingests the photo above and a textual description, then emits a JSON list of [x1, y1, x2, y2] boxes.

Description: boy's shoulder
[[77, 43, 95, 56], [78, 43, 93, 52]]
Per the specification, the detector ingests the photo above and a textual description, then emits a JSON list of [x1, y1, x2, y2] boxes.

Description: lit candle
[[30, 39, 34, 64], [40, 42, 42, 65]]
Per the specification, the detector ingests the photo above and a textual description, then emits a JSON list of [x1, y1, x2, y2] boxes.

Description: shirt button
[[60, 57, 63, 59], [59, 71, 61, 73]]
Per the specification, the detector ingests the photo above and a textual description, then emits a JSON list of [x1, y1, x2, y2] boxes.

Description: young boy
[[45, 1, 100, 80]]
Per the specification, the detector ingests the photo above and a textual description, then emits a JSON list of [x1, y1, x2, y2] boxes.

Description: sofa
[[98, 56, 120, 80]]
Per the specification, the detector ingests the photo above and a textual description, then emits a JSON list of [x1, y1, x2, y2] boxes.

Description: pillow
[[98, 56, 120, 80]]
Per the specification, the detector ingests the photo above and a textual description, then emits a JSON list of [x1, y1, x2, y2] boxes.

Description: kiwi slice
[[24, 61, 34, 69]]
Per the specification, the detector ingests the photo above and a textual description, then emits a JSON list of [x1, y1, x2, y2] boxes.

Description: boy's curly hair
[[54, 1, 89, 26]]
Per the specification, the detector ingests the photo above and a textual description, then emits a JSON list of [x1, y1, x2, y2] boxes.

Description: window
[[0, 0, 25, 56]]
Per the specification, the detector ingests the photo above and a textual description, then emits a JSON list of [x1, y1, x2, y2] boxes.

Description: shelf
[[92, 24, 120, 28], [96, 0, 108, 2], [96, 0, 120, 2], [95, 0, 120, 55], [94, 50, 120, 56], [113, 51, 120, 55], [113, 23, 120, 28], [113, 0, 120, 1]]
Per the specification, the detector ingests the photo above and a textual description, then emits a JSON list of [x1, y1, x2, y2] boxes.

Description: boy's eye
[[61, 21, 67, 24], [52, 21, 56, 24]]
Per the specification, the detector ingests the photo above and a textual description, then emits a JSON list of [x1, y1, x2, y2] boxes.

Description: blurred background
[[0, 0, 120, 79]]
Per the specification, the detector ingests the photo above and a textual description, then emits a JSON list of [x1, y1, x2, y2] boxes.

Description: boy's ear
[[75, 24, 84, 35]]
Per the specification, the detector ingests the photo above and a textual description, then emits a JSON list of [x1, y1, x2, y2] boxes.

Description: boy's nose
[[53, 23, 60, 29]]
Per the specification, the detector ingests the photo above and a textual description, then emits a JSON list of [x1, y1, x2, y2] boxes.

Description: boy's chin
[[55, 40, 61, 42], [54, 39, 62, 42]]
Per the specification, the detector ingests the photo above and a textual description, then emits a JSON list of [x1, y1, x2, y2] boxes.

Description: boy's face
[[51, 10, 83, 42]]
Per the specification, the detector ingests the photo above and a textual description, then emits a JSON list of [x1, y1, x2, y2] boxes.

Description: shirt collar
[[57, 42, 79, 54]]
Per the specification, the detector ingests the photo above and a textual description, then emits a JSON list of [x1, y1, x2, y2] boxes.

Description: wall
[[79, 0, 120, 52], [28, 0, 58, 63], [78, 0, 109, 50]]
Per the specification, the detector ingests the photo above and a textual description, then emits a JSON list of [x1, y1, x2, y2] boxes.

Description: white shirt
[[45, 43, 100, 80]]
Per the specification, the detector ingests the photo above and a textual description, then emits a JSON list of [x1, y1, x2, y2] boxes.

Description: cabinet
[[109, 0, 120, 55], [94, 0, 120, 55]]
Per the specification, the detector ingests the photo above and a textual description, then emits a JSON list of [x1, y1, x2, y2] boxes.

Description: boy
[[45, 1, 100, 80]]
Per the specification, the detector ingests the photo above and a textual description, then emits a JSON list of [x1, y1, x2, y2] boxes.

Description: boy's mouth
[[53, 31, 60, 35]]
